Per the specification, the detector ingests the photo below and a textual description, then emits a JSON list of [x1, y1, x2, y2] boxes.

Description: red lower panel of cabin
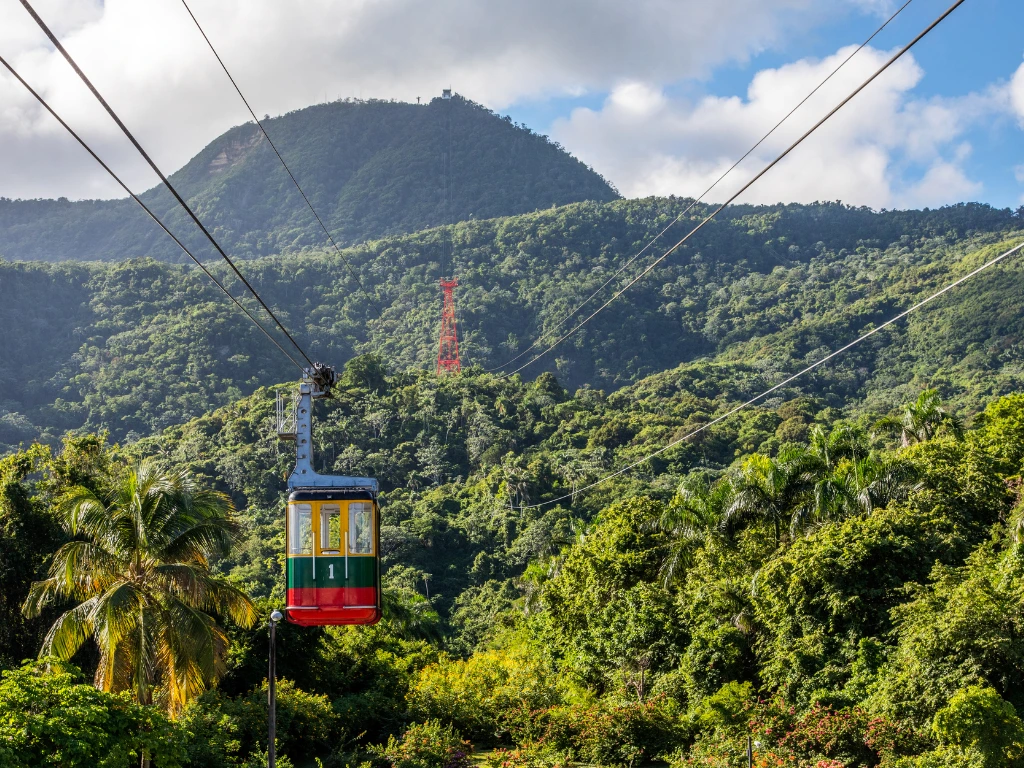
[[285, 587, 381, 626]]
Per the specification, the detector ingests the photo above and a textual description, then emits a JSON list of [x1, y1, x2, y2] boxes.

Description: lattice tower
[[436, 278, 461, 374]]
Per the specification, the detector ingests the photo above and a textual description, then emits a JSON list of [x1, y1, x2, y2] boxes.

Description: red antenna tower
[[436, 278, 461, 374]]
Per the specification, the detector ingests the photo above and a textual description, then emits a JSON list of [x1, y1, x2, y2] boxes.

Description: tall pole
[[268, 610, 283, 768]]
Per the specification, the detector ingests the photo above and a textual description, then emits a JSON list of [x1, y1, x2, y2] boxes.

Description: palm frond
[[161, 520, 237, 564], [156, 600, 228, 715], [91, 581, 145, 654], [152, 563, 257, 627], [39, 597, 98, 660], [22, 541, 117, 617]]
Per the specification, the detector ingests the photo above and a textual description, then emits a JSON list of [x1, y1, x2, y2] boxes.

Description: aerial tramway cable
[[0, 53, 306, 373], [521, 238, 1024, 510], [500, 0, 966, 379], [18, 0, 316, 370], [485, 0, 915, 374], [178, 0, 385, 322]]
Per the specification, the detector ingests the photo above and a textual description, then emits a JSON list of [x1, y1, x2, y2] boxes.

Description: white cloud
[[552, 45, 999, 209], [0, 0, 826, 200], [1011, 61, 1024, 125]]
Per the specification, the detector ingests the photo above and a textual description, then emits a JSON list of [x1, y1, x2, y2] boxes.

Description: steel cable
[[520, 239, 1024, 509], [0, 53, 306, 373], [19, 0, 316, 369], [178, 0, 385, 322], [501, 0, 965, 379], [485, 0, 914, 374]]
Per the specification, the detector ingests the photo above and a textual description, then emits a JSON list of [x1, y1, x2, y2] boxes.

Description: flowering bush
[[679, 695, 925, 767], [479, 743, 570, 768], [374, 720, 472, 768]]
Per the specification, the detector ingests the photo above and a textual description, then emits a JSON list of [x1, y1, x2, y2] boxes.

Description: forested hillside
[[5, 360, 1024, 766], [0, 95, 617, 262], [1, 198, 1022, 450]]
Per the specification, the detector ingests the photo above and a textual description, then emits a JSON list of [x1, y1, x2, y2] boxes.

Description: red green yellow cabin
[[285, 489, 381, 626], [279, 364, 382, 627]]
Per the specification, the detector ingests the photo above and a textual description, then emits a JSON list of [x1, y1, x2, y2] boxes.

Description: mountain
[[1, 197, 1021, 451], [0, 95, 618, 263]]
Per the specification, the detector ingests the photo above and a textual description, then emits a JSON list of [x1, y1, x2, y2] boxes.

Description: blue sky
[[503, 0, 1024, 209], [1, 0, 1021, 209]]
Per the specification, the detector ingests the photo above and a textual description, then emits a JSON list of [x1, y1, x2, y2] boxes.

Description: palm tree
[[875, 388, 964, 447], [847, 454, 919, 513], [557, 448, 607, 504], [724, 446, 819, 547], [791, 453, 919, 537], [807, 423, 869, 470], [655, 471, 733, 585], [23, 462, 257, 715]]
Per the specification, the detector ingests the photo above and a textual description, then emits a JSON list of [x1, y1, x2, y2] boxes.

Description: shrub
[[0, 660, 183, 768], [930, 686, 1024, 768], [179, 678, 336, 766], [515, 698, 681, 768], [407, 647, 560, 745], [682, 695, 922, 767], [374, 720, 473, 768], [479, 744, 570, 768], [574, 699, 681, 767]]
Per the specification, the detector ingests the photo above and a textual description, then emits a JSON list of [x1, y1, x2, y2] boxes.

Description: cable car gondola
[[279, 364, 382, 626]]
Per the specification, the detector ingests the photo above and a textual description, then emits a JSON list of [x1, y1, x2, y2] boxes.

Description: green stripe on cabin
[[287, 555, 376, 589]]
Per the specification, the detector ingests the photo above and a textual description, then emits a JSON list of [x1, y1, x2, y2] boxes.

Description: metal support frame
[[285, 367, 378, 493], [276, 391, 297, 440]]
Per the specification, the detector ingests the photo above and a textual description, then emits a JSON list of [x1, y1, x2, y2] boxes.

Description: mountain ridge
[[0, 95, 618, 262]]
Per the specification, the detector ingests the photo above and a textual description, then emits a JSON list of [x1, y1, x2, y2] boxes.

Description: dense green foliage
[[0, 96, 616, 263], [5, 170, 1024, 765], [0, 660, 183, 768], [5, 360, 1024, 764], [1, 198, 1022, 452]]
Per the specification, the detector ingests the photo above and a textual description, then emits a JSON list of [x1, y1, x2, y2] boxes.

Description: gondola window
[[290, 504, 313, 555], [349, 502, 373, 554], [321, 504, 341, 552]]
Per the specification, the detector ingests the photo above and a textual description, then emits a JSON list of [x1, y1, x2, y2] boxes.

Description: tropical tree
[[557, 447, 607, 504], [22, 462, 257, 715], [875, 388, 964, 446], [382, 587, 443, 643], [724, 447, 819, 547], [655, 471, 733, 585], [789, 425, 917, 536], [847, 454, 919, 512], [807, 423, 869, 469]]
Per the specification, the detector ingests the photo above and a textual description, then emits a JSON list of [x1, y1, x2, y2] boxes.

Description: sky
[[0, 0, 1021, 210]]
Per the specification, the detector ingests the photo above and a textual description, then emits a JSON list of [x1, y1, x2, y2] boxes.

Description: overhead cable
[[486, 0, 914, 374], [0, 53, 306, 372], [178, 0, 384, 321], [19, 0, 316, 369], [519, 239, 1024, 510], [501, 0, 965, 379]]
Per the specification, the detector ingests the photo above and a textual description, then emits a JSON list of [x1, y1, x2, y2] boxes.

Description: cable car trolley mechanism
[[278, 364, 381, 626]]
